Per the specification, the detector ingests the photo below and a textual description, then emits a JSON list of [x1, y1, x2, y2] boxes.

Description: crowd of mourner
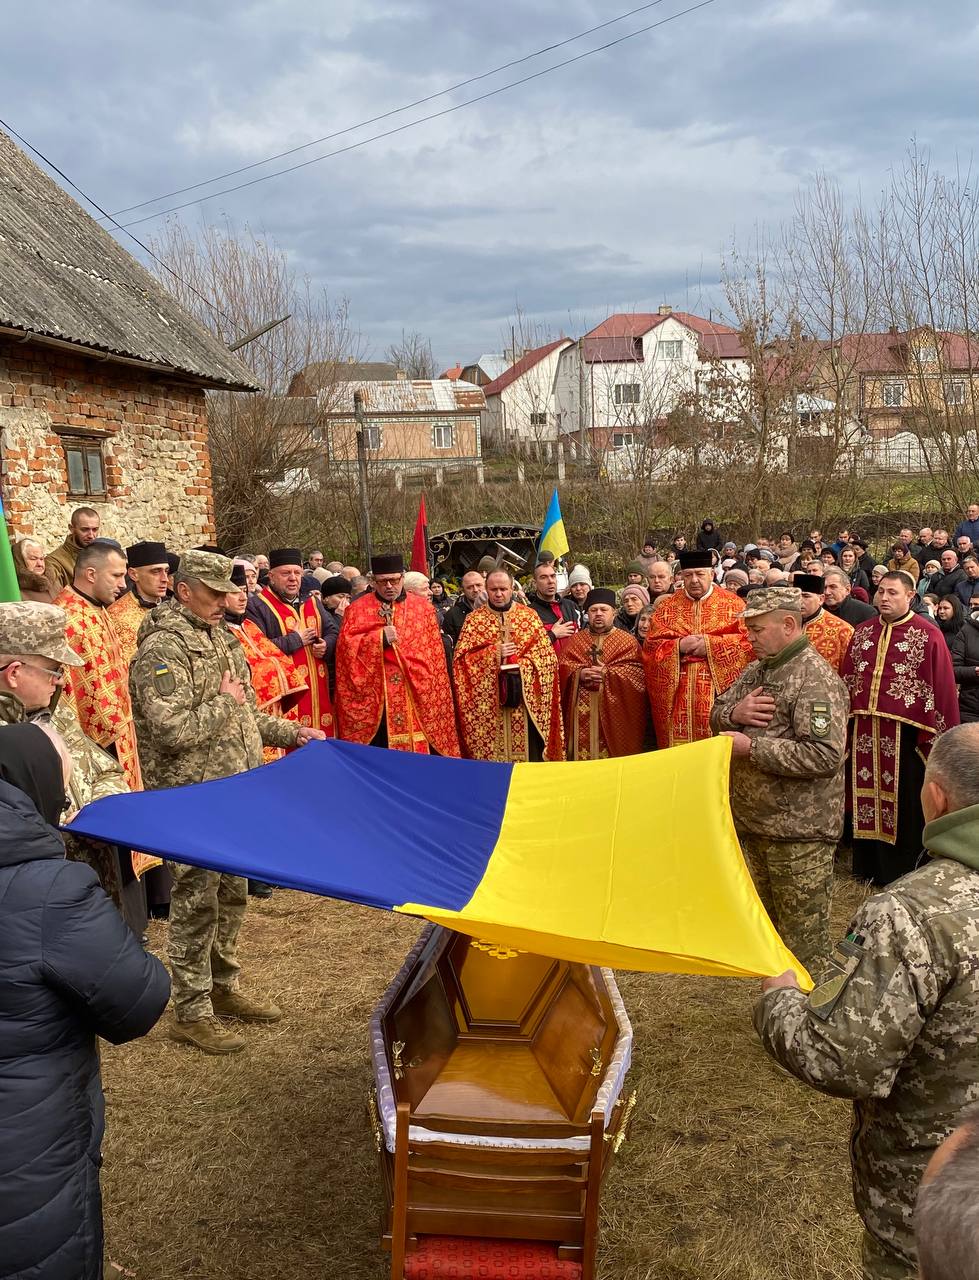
[[5, 502, 979, 1280]]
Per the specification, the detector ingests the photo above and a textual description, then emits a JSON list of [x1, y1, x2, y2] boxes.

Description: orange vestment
[[453, 603, 564, 762], [55, 587, 143, 791], [108, 589, 157, 664], [253, 587, 334, 736], [559, 626, 648, 759], [228, 618, 308, 762], [803, 608, 854, 674], [644, 587, 749, 748], [334, 591, 460, 755]]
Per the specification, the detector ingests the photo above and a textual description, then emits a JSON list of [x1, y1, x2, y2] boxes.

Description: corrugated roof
[[439, 364, 463, 380], [475, 354, 508, 381], [482, 339, 573, 397], [328, 379, 485, 414], [0, 129, 260, 391]]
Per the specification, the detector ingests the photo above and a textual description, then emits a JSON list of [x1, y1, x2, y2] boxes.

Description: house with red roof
[[562, 305, 749, 455], [481, 338, 576, 451]]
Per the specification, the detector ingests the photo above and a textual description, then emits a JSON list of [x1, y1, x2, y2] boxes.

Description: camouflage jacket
[[129, 599, 297, 790], [710, 635, 848, 841], [0, 689, 126, 814], [754, 841, 979, 1265]]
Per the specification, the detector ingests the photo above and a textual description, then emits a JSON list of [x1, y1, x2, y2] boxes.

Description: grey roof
[[0, 129, 260, 390], [476, 354, 508, 380], [328, 379, 485, 414], [288, 361, 400, 395]]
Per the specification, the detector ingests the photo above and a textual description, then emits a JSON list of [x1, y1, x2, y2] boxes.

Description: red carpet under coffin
[[401, 1235, 583, 1279]]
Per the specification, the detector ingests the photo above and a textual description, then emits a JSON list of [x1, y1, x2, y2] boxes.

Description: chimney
[[658, 304, 673, 316]]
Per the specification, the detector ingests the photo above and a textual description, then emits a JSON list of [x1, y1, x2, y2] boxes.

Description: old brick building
[[0, 128, 258, 549]]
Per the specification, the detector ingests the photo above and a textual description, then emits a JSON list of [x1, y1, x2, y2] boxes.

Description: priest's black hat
[[230, 563, 248, 588], [268, 547, 303, 569], [371, 552, 404, 575], [793, 573, 825, 594], [166, 552, 181, 575], [321, 574, 351, 596], [585, 587, 616, 609], [192, 544, 227, 556], [677, 550, 713, 570], [126, 541, 168, 568]]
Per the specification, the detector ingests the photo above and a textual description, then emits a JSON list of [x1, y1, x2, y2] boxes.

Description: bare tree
[[148, 220, 356, 551], [385, 329, 436, 379]]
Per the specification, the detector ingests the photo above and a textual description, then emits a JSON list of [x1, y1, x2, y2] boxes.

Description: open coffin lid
[[370, 925, 633, 1153]]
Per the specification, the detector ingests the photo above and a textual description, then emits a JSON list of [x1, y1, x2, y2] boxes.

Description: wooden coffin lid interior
[[383, 931, 619, 1138]]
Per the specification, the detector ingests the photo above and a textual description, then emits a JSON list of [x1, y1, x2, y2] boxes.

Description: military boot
[[169, 1015, 246, 1055], [211, 987, 282, 1023]]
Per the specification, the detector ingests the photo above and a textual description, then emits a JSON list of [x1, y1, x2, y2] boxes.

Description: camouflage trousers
[[167, 861, 247, 1022], [862, 1229, 915, 1280], [739, 836, 834, 980]]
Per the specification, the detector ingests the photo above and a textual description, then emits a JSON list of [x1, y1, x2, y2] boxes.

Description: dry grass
[[101, 875, 867, 1280]]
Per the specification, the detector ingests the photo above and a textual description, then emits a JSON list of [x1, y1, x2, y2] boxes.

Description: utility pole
[[578, 336, 588, 464], [353, 390, 373, 564]]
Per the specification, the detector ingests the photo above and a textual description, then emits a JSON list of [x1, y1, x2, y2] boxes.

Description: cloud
[[4, 0, 979, 364]]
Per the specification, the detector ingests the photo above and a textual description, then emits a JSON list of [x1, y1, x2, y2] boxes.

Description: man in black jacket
[[442, 570, 485, 647], [935, 549, 967, 599], [525, 561, 577, 652], [823, 569, 877, 626], [0, 723, 169, 1280], [950, 606, 979, 722]]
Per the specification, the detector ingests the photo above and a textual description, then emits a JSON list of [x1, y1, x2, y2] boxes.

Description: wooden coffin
[[368, 925, 635, 1276]]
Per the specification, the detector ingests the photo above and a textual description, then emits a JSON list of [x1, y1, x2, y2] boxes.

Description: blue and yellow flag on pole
[[67, 736, 810, 987], [538, 487, 569, 561], [0, 493, 21, 603]]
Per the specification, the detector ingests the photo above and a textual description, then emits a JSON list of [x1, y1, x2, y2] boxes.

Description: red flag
[[410, 494, 430, 575]]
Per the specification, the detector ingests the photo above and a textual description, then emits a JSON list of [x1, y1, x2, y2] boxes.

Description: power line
[[0, 114, 250, 342], [117, 0, 721, 230], [106, 0, 672, 219]]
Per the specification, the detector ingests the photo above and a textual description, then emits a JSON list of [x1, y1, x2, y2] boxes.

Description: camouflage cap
[[0, 602, 84, 666], [741, 585, 803, 619], [178, 549, 237, 593]]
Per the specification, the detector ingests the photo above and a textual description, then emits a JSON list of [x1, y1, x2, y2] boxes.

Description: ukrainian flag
[[67, 737, 809, 986], [538, 487, 569, 561]]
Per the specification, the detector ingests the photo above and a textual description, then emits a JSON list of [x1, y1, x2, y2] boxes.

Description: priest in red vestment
[[454, 568, 564, 762], [226, 565, 307, 761], [244, 547, 336, 737], [644, 550, 750, 747], [109, 540, 170, 663], [55, 542, 143, 792], [841, 570, 959, 884], [334, 552, 460, 755], [794, 572, 854, 673], [559, 588, 648, 759]]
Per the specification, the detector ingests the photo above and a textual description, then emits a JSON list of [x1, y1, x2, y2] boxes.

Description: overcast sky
[[5, 0, 979, 368]]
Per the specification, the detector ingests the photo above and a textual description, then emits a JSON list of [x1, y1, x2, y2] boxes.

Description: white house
[[561, 307, 749, 454], [481, 339, 576, 450]]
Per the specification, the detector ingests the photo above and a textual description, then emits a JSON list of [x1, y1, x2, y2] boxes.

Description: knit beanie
[[621, 584, 650, 606], [567, 563, 593, 588]]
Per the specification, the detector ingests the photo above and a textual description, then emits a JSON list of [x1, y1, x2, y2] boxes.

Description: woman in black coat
[[950, 609, 979, 722], [935, 594, 965, 650], [0, 723, 170, 1280]]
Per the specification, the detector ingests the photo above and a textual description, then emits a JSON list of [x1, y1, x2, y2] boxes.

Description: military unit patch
[[809, 936, 865, 1020], [810, 701, 831, 738]]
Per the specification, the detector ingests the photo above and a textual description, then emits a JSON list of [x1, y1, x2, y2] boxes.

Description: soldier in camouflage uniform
[[0, 601, 141, 917], [710, 586, 848, 978], [129, 550, 325, 1055], [754, 722, 979, 1279]]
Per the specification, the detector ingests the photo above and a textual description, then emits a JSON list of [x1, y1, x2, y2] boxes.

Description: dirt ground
[[101, 875, 868, 1280]]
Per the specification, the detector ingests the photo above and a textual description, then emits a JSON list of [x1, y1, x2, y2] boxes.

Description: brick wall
[[0, 337, 215, 550]]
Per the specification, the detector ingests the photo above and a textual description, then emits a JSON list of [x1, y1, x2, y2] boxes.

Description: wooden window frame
[[60, 434, 107, 497]]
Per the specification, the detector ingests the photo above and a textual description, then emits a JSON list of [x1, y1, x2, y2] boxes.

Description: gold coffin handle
[[366, 1086, 383, 1153], [604, 1090, 638, 1154]]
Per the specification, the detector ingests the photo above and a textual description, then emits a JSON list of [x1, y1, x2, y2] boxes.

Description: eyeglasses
[[0, 660, 65, 683]]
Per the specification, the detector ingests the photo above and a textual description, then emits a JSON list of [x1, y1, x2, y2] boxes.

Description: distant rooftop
[[482, 340, 574, 397], [327, 378, 485, 414], [288, 359, 400, 396]]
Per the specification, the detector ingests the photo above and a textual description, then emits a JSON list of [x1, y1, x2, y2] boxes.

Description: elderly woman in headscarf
[[0, 723, 169, 1280], [11, 537, 57, 602], [615, 583, 649, 636]]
